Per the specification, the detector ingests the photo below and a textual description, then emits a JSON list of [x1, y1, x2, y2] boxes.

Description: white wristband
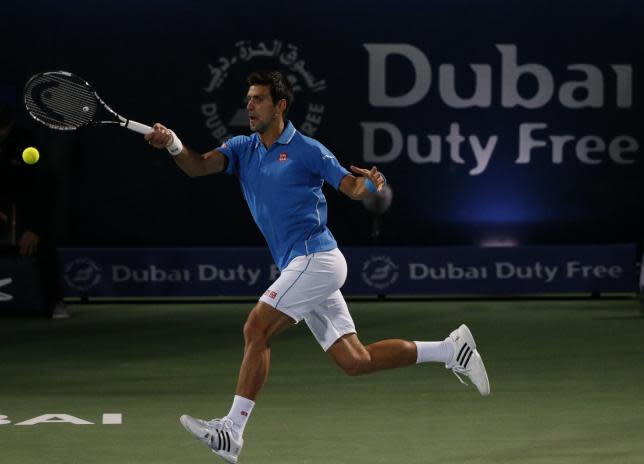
[[166, 130, 184, 156]]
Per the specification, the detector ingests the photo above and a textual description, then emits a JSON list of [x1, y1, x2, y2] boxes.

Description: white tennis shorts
[[259, 248, 355, 351]]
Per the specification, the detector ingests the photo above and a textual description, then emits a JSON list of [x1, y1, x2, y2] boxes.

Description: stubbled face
[[246, 85, 281, 134]]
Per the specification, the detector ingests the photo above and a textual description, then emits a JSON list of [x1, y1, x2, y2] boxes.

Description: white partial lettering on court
[[15, 414, 94, 426], [102, 413, 123, 425]]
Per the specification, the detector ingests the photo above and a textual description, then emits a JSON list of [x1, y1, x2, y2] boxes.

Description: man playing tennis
[[145, 70, 490, 463]]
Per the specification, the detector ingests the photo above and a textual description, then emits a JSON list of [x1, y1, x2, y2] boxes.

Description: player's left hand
[[18, 230, 40, 257], [350, 165, 386, 192]]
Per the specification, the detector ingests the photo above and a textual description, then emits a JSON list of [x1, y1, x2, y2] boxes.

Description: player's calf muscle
[[330, 338, 417, 376]]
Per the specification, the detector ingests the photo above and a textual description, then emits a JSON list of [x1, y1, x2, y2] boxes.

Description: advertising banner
[[2, 1, 642, 248], [60, 244, 637, 298]]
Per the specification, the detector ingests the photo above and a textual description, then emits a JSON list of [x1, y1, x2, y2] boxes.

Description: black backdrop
[[2, 0, 643, 248]]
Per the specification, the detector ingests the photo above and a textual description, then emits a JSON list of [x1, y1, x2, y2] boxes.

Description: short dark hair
[[246, 70, 294, 118], [0, 101, 15, 129]]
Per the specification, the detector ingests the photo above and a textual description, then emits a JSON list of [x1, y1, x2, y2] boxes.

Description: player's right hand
[[145, 123, 174, 149]]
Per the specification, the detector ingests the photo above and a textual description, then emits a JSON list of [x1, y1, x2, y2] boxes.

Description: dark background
[[2, 0, 642, 249]]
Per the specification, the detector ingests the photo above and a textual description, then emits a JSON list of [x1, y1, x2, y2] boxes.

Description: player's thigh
[[244, 301, 296, 342], [259, 250, 347, 323], [304, 289, 357, 351]]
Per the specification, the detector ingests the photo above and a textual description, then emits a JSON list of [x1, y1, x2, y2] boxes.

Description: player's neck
[[258, 119, 285, 149]]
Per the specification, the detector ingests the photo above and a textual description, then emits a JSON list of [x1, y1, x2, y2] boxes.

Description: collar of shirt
[[251, 120, 297, 150], [276, 120, 296, 144]]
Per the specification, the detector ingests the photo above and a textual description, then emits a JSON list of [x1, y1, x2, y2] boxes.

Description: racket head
[[24, 71, 118, 131]]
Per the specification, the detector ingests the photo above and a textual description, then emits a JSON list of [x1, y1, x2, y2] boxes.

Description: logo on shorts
[[279, 152, 288, 162], [202, 40, 327, 145], [361, 256, 399, 290], [264, 290, 278, 299]]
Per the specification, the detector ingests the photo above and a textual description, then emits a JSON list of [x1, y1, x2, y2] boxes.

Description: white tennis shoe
[[446, 324, 491, 396], [180, 415, 243, 463]]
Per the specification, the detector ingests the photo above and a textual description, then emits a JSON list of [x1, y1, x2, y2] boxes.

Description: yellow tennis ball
[[22, 147, 40, 165]]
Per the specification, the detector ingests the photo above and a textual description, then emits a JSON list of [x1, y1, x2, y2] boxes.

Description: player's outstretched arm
[[144, 123, 226, 177], [339, 165, 386, 200]]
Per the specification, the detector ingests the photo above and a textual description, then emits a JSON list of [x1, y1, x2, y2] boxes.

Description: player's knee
[[243, 318, 268, 347], [340, 354, 372, 376]]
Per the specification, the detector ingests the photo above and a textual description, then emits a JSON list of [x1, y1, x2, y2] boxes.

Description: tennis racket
[[24, 70, 152, 134]]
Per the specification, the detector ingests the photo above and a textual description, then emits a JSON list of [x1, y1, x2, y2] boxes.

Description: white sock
[[226, 395, 255, 436], [414, 340, 454, 364]]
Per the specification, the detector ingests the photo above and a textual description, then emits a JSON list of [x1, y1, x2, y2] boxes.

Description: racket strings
[[25, 73, 99, 129]]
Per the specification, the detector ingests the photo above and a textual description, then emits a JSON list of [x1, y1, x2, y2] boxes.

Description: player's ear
[[277, 99, 287, 114]]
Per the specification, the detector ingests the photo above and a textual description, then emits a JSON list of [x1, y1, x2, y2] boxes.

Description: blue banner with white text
[[60, 245, 637, 298]]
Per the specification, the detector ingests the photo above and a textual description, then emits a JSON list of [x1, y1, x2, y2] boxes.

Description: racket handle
[[124, 119, 153, 134]]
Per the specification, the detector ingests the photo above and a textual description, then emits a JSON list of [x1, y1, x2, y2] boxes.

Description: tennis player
[[145, 71, 490, 463]]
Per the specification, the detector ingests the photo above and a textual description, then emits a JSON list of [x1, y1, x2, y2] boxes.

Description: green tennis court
[[1, 298, 642, 464]]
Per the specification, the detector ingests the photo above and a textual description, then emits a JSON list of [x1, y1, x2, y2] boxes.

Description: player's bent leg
[[327, 327, 490, 396], [237, 301, 295, 400], [327, 333, 417, 376]]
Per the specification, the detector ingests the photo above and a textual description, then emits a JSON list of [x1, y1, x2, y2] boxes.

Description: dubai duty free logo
[[64, 258, 102, 292], [201, 40, 327, 145], [361, 256, 400, 290]]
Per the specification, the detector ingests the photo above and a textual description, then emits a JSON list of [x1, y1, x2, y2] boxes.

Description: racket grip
[[125, 120, 153, 134]]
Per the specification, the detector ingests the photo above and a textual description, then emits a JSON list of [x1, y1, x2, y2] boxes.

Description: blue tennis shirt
[[217, 121, 350, 270]]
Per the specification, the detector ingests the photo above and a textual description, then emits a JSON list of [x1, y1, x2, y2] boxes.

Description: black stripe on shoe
[[456, 344, 468, 363], [458, 345, 471, 366], [463, 349, 474, 368], [224, 431, 231, 452]]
